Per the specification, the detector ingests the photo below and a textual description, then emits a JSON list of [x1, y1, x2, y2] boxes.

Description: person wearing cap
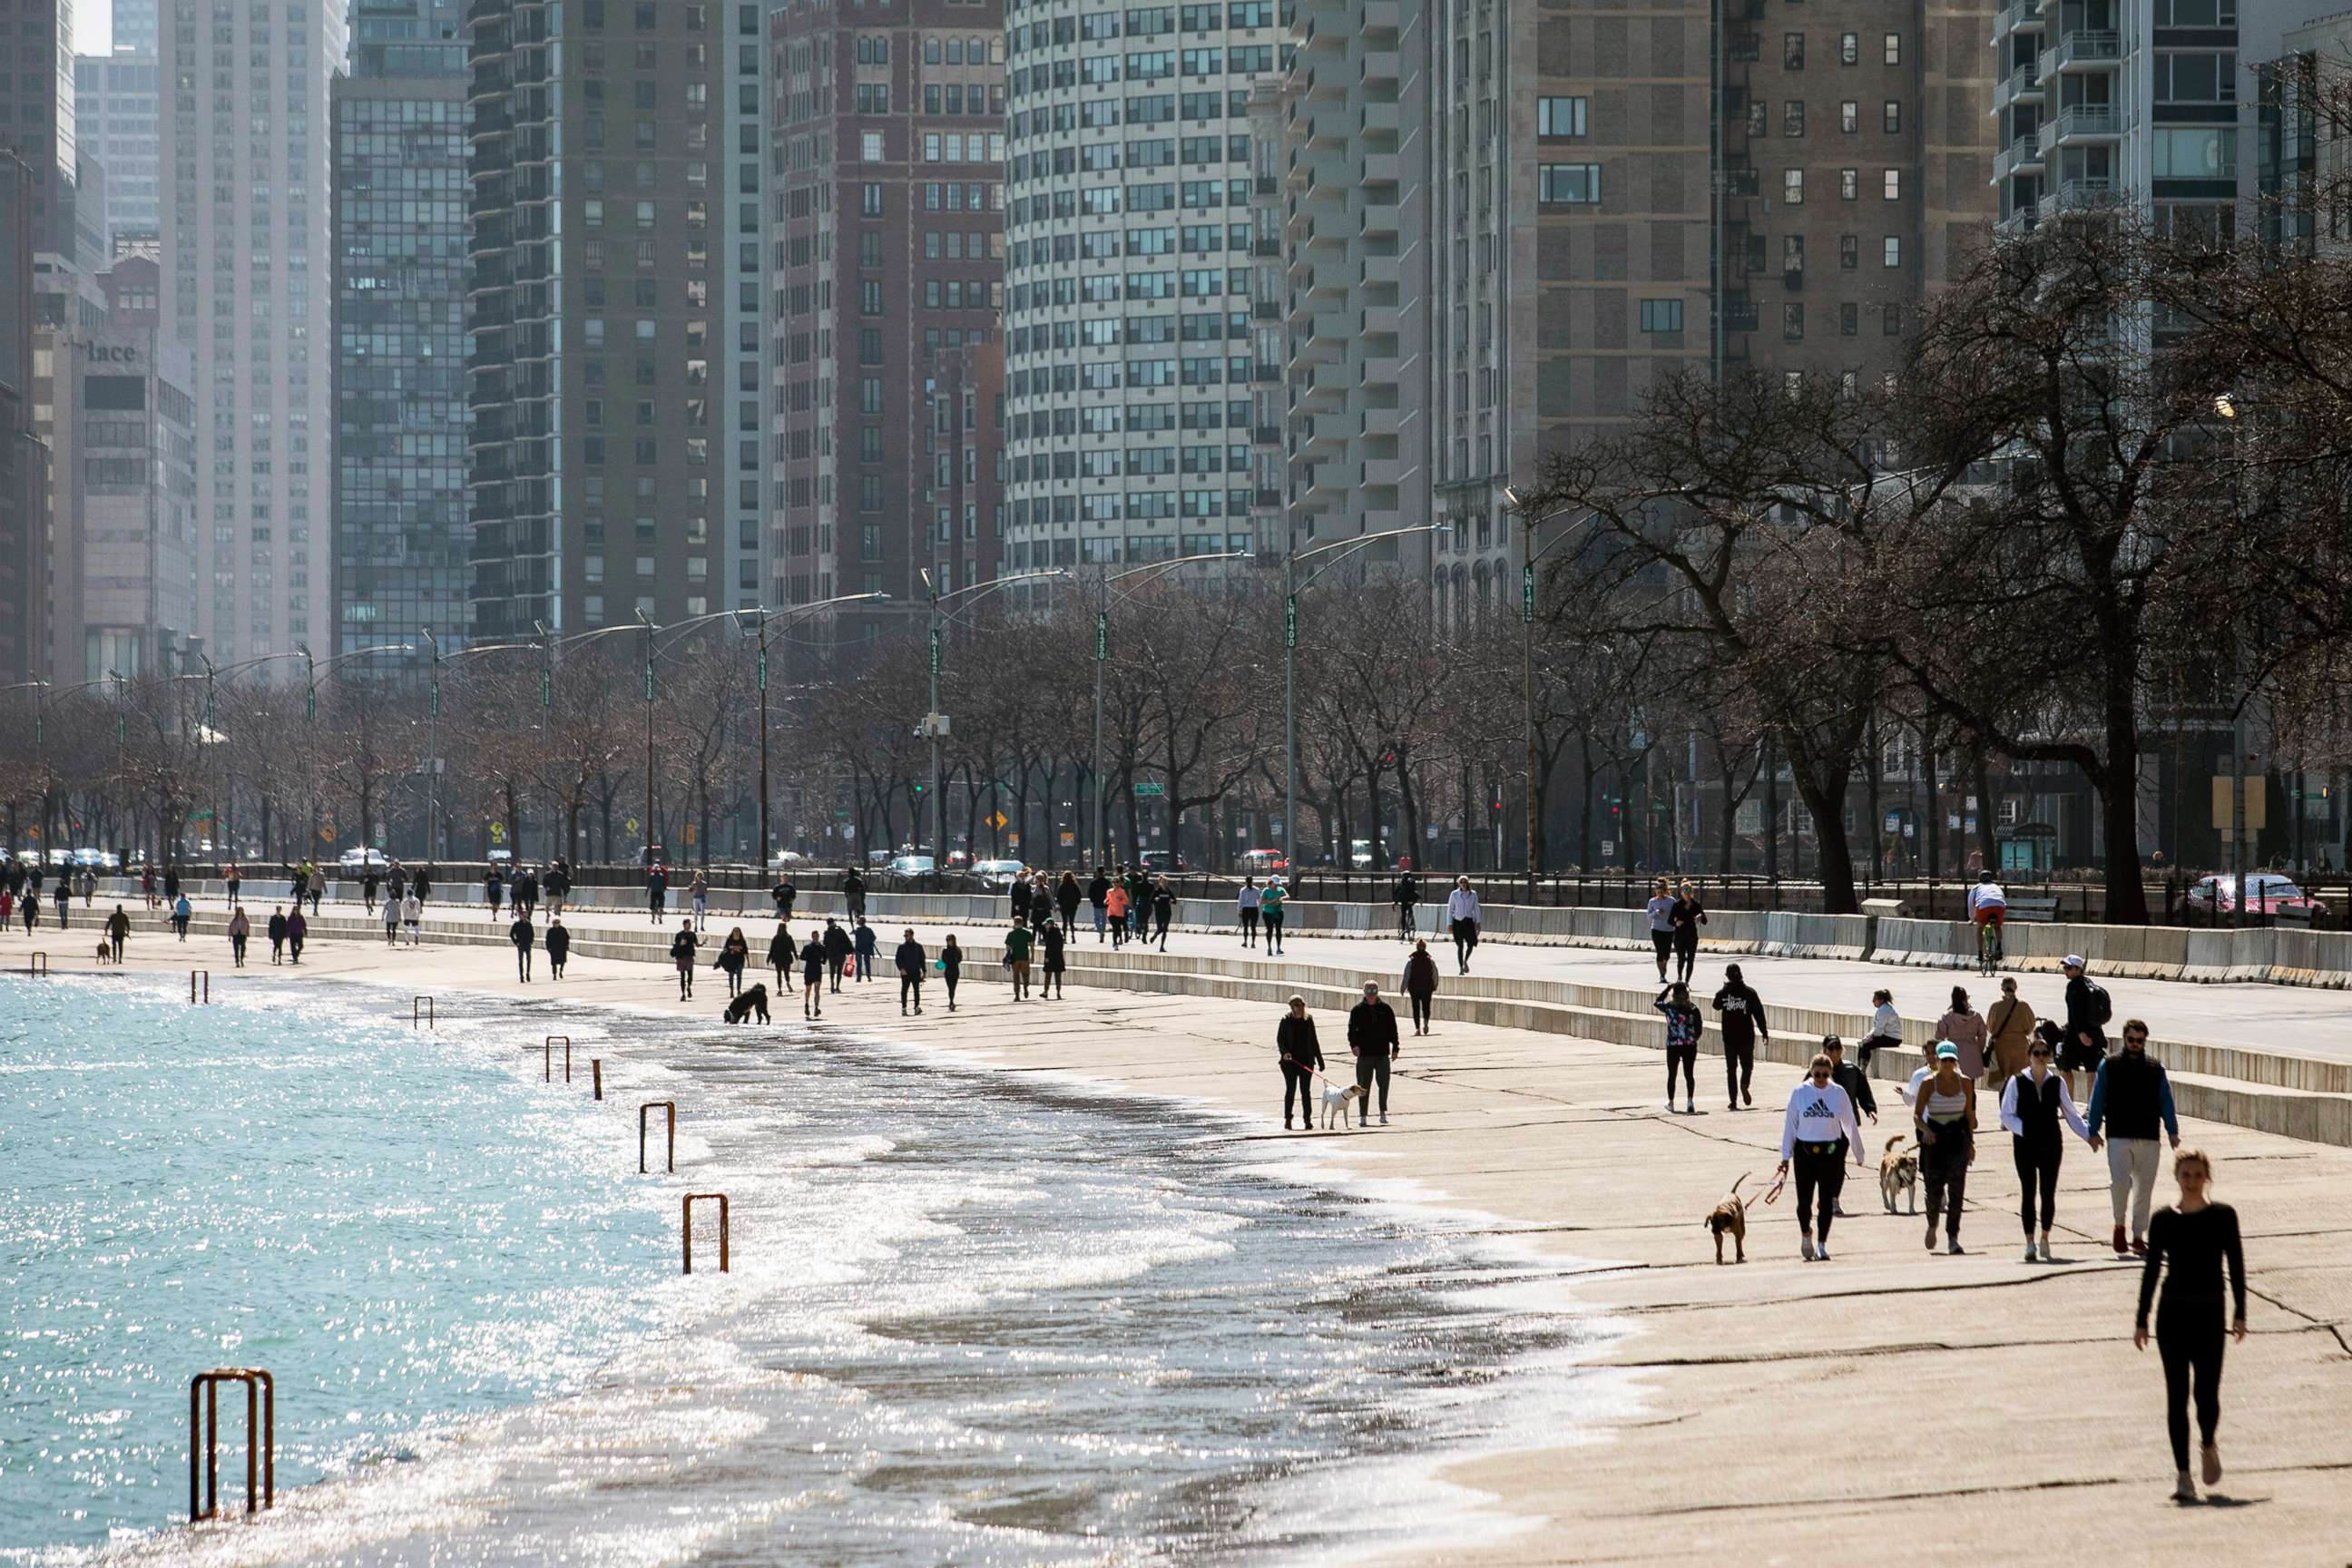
[[1347, 980, 1402, 1125], [1913, 1041, 1978, 1254], [1776, 1051, 1870, 1260], [2000, 1027, 2092, 1262], [2086, 1017, 2180, 1258], [2059, 955, 2111, 1101]]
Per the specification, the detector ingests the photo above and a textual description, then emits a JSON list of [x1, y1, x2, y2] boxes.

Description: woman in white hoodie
[[1776, 1053, 1867, 1260]]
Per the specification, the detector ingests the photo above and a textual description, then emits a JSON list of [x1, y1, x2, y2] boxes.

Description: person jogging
[[1966, 869, 2007, 964], [1710, 964, 1769, 1110], [401, 890, 422, 946], [1237, 877, 1262, 947], [1040, 920, 1067, 998], [1391, 869, 1419, 940], [1347, 981, 1401, 1126], [669, 920, 699, 999], [1669, 880, 1706, 985], [1655, 982, 1701, 1115], [770, 871, 798, 923], [1445, 877, 1482, 974], [896, 929, 927, 1015], [1003, 917, 1034, 1000], [105, 904, 132, 964], [646, 862, 668, 925], [2135, 1147, 2247, 1502], [1277, 995, 1324, 1131], [799, 928, 827, 1018], [1402, 939, 1439, 1035], [939, 933, 964, 1011], [2000, 1033, 2091, 1262], [1259, 877, 1289, 954], [225, 906, 250, 967], [378, 878, 398, 941], [1103, 879, 1132, 948], [1775, 1052, 1867, 1260], [1150, 878, 1175, 951], [511, 911, 536, 982], [1088, 867, 1112, 942], [2059, 954, 2112, 1100], [1644, 877, 1676, 982], [546, 916, 570, 978], [267, 906, 288, 963], [1914, 1042, 1977, 1254], [2086, 1017, 2180, 1258]]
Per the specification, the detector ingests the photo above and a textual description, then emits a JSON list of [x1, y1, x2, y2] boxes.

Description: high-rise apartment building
[[723, 1, 767, 618], [162, 0, 348, 668], [112, 0, 160, 56], [768, 0, 1008, 625], [1000, 0, 1289, 573], [73, 49, 160, 257], [333, 0, 469, 656], [0, 152, 45, 682], [0, 0, 78, 258], [466, 0, 735, 640]]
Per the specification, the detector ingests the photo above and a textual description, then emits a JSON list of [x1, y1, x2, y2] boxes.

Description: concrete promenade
[[45, 899, 2352, 1565]]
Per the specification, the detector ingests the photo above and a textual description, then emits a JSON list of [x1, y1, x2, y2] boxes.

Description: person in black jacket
[[770, 874, 798, 921], [822, 917, 852, 993], [2059, 955, 2110, 1100], [1276, 995, 1325, 1131], [546, 916, 571, 978], [1086, 869, 1112, 942], [895, 928, 927, 1014], [510, 911, 535, 982], [2134, 1147, 2247, 1502], [1347, 981, 1403, 1126], [1821, 1035, 1877, 1220], [1669, 880, 1707, 985], [1710, 963, 1769, 1111], [669, 920, 699, 999], [2000, 1035, 2091, 1262], [842, 867, 867, 922], [266, 906, 289, 964], [1056, 870, 1082, 931], [767, 924, 795, 991], [1039, 920, 1067, 998], [1010, 875, 1034, 926], [713, 927, 750, 996], [799, 929, 827, 1018], [1401, 939, 1440, 1034]]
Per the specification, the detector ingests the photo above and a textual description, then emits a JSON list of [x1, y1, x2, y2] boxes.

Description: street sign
[[928, 626, 941, 678], [1602, 839, 1615, 857], [1283, 594, 1297, 651], [490, 822, 506, 841], [626, 817, 641, 836], [1132, 781, 1166, 798], [1060, 830, 1076, 846], [989, 811, 1008, 830], [2211, 778, 2268, 832], [1094, 611, 1108, 662], [1521, 563, 1534, 623]]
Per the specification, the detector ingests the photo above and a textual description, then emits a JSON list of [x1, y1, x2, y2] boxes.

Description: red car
[[2185, 873, 2329, 921], [1239, 848, 1289, 876]]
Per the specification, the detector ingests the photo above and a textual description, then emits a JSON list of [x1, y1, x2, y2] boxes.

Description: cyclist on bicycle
[[1391, 869, 1420, 939], [1967, 870, 2008, 956]]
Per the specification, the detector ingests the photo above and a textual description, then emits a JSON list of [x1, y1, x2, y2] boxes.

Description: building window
[[1784, 32, 1804, 69], [1537, 96, 1587, 137], [862, 131, 884, 161], [862, 182, 883, 216], [1840, 167, 1858, 200], [1840, 301, 1859, 336], [1884, 169, 1901, 201], [1839, 233, 1858, 268], [1883, 303, 1904, 334], [1840, 31, 1857, 64], [1841, 100, 1858, 133], [1639, 299, 1684, 332], [1537, 163, 1602, 204], [1782, 168, 1803, 203], [1883, 100, 1901, 133], [1784, 100, 1805, 137], [1883, 236, 1901, 267], [1784, 303, 1805, 340], [1783, 234, 1805, 275], [1884, 32, 1901, 64], [1747, 100, 1768, 139]]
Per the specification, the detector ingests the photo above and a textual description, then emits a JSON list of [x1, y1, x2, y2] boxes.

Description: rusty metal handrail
[[191, 970, 211, 1004], [543, 1034, 572, 1083], [640, 1101, 676, 1173], [412, 995, 435, 1028], [592, 1058, 604, 1100], [682, 1192, 730, 1273], [28, 952, 48, 976], [189, 1367, 274, 1521]]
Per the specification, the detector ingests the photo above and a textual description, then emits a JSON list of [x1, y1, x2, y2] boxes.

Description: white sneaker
[[2037, 1231, 2053, 1262], [1684, 1100, 1697, 1115], [1799, 1233, 1816, 1261], [2174, 1471, 2197, 1503], [2024, 1244, 2040, 1264], [1815, 1243, 1831, 1260], [1378, 1113, 1388, 1125]]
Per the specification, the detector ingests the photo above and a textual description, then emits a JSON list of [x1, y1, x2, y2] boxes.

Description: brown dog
[[1705, 1173, 1753, 1264]]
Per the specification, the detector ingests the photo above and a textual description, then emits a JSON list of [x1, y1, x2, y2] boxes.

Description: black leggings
[[2014, 1137, 2062, 1237], [1672, 939, 1698, 984], [2157, 1305, 2227, 1473], [1667, 1040, 1697, 1102], [1262, 911, 1284, 948], [1923, 1121, 1971, 1237], [1793, 1144, 1845, 1242], [1240, 908, 1259, 941], [1282, 1062, 1315, 1121], [1723, 1038, 1755, 1103], [1408, 992, 1432, 1030]]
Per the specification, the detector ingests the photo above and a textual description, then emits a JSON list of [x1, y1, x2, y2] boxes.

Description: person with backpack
[[2060, 954, 2112, 1101], [1710, 963, 1769, 1111], [2086, 1017, 2181, 1259]]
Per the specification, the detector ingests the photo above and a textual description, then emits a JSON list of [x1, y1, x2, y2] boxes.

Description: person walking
[[770, 871, 799, 924], [485, 866, 505, 923], [1056, 869, 1082, 933], [2086, 1017, 2181, 1258], [1445, 877, 1483, 974], [1259, 876, 1289, 955], [1670, 880, 1706, 985], [940, 934, 964, 1011], [690, 870, 710, 933], [226, 905, 250, 967], [1347, 981, 1401, 1126], [381, 885, 402, 946], [646, 862, 669, 926], [1858, 988, 1902, 1072], [767, 924, 795, 993], [362, 867, 381, 916], [17, 881, 35, 933], [224, 862, 243, 908], [401, 889, 422, 946], [172, 891, 192, 941], [1003, 917, 1034, 1000], [286, 908, 309, 965], [1654, 982, 1702, 1114], [1151, 877, 1175, 951], [669, 919, 699, 1000], [713, 926, 749, 996], [2000, 1033, 2092, 1262], [2059, 954, 2112, 1101], [822, 917, 852, 992], [511, 909, 537, 982], [1237, 876, 1261, 947], [1088, 867, 1112, 943], [2135, 1147, 2248, 1503], [267, 905, 288, 963], [52, 880, 69, 931], [514, 866, 538, 921], [1822, 1034, 1877, 1214], [1032, 873, 1056, 931], [106, 903, 132, 964], [138, 864, 155, 910], [1985, 976, 2037, 1092], [1644, 877, 1676, 983], [896, 929, 927, 1015], [1402, 938, 1439, 1035], [1710, 964, 1769, 1111], [1040, 920, 1067, 998], [1775, 1051, 1868, 1260], [163, 865, 181, 909], [1277, 995, 1325, 1130], [1103, 878, 1132, 948], [1936, 985, 1990, 1080], [1913, 1042, 1977, 1254], [852, 918, 879, 984], [306, 865, 325, 916], [412, 865, 433, 908], [841, 866, 867, 924], [799, 928, 827, 1018], [546, 916, 571, 979], [75, 866, 94, 907], [545, 858, 571, 916]]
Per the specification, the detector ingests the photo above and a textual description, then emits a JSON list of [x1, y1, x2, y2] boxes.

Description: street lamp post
[[731, 593, 887, 870], [1092, 552, 1248, 867], [636, 610, 657, 864], [1503, 488, 1596, 883], [1280, 525, 1447, 874], [922, 568, 1068, 877]]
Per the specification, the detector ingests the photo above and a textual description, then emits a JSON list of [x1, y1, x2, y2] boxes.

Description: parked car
[[338, 847, 390, 871], [1139, 849, 1188, 873], [769, 850, 808, 868], [885, 853, 937, 885], [967, 858, 1026, 890], [488, 848, 514, 866], [2185, 872, 2329, 922], [1239, 848, 1289, 877]]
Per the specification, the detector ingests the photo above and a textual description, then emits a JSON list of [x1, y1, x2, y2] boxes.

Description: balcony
[[1994, 133, 2046, 181], [1996, 59, 2047, 108], [2043, 175, 2117, 216], [1994, 0, 2047, 37], [2041, 30, 2120, 79], [2042, 103, 2121, 152]]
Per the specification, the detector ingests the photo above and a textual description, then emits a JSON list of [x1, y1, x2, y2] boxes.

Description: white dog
[[1321, 1079, 1367, 1130]]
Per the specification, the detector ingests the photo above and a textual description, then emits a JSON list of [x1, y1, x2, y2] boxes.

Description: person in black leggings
[[1276, 995, 1323, 1131], [2136, 1147, 2246, 1503], [1999, 1038, 2090, 1263], [1775, 1052, 1866, 1260]]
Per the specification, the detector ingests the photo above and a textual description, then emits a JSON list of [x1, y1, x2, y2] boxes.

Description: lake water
[[1, 977, 1612, 1565]]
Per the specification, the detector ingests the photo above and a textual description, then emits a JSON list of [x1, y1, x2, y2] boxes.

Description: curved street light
[[920, 567, 1071, 877]]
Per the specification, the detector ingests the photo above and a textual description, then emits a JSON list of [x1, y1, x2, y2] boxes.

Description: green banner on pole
[[1522, 564, 1535, 624], [1283, 595, 1297, 651], [757, 647, 768, 691], [428, 680, 439, 720], [1094, 611, 1107, 662], [643, 661, 654, 702], [306, 685, 318, 723], [928, 626, 941, 678], [540, 669, 552, 710]]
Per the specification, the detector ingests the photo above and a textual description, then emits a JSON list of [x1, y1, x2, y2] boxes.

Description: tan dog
[[1705, 1173, 1753, 1264], [95, 938, 115, 965], [1879, 1135, 1920, 1214]]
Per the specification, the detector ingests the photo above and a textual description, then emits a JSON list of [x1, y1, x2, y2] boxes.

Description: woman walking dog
[[1775, 1052, 1867, 1261], [1276, 995, 1325, 1131]]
